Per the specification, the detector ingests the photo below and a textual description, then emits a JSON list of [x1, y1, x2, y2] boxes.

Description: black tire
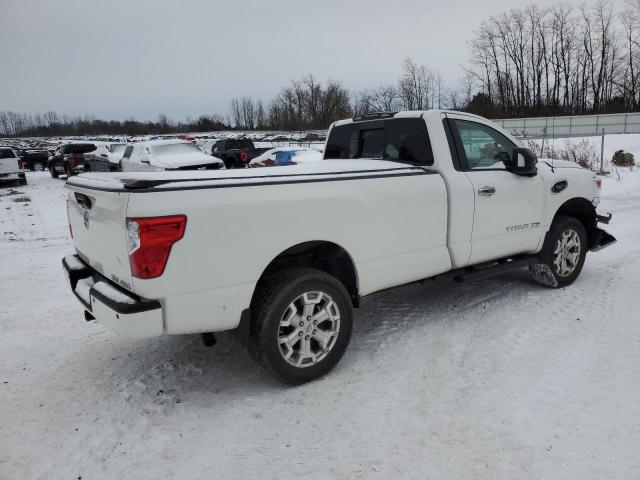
[[531, 215, 587, 288], [249, 268, 353, 385], [19, 178, 27, 186], [33, 161, 45, 171], [49, 166, 59, 178]]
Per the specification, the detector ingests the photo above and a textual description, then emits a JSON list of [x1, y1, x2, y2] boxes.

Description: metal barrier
[[493, 112, 640, 138]]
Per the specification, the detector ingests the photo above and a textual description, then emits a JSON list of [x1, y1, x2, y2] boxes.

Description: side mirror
[[509, 147, 537, 177]]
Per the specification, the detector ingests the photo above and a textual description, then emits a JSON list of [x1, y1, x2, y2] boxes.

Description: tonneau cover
[[66, 160, 432, 192]]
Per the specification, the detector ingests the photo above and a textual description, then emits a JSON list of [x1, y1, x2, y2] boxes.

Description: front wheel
[[249, 268, 353, 385], [530, 216, 587, 288]]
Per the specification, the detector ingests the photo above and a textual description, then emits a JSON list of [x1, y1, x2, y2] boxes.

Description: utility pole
[[599, 128, 605, 173]]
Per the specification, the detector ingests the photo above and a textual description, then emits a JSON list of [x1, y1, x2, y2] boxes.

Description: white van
[[0, 147, 26, 186]]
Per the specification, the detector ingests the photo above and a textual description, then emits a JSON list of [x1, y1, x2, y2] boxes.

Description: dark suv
[[211, 139, 270, 168]]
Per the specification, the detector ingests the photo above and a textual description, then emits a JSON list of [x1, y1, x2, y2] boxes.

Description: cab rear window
[[324, 118, 433, 165]]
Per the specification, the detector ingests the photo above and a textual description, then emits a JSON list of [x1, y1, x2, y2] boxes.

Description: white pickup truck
[[62, 110, 615, 384]]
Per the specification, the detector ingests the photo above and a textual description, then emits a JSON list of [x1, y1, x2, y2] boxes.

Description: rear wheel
[[530, 216, 587, 288], [49, 166, 59, 178], [249, 268, 353, 385], [33, 161, 45, 171]]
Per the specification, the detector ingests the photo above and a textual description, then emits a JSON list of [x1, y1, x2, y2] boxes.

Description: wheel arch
[[551, 197, 598, 247], [253, 241, 360, 308]]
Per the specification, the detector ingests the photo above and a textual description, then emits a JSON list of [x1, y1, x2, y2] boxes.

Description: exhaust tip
[[201, 332, 217, 347]]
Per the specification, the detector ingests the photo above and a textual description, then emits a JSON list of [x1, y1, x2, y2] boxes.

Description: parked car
[[120, 140, 225, 172], [211, 139, 270, 168], [62, 110, 615, 385], [17, 148, 49, 171], [0, 147, 27, 185], [48, 144, 110, 178], [94, 143, 128, 171], [249, 147, 323, 167]]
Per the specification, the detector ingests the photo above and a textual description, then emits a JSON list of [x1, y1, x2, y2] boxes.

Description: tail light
[[17, 159, 24, 170], [595, 178, 602, 189], [126, 215, 187, 279], [240, 151, 249, 162]]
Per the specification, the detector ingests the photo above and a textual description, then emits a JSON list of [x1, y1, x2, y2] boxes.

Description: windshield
[[111, 144, 126, 154], [151, 143, 201, 156]]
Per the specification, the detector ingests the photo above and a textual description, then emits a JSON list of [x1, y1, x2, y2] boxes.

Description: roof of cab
[[332, 109, 490, 128]]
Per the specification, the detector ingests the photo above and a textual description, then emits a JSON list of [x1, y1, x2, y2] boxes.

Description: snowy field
[[528, 133, 640, 171], [1, 169, 639, 479]]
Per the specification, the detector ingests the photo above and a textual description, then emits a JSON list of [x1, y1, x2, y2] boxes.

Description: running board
[[452, 255, 539, 283]]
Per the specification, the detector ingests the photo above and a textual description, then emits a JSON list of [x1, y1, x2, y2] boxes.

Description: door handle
[[478, 186, 496, 197]]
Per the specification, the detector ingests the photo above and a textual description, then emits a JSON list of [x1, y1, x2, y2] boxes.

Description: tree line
[[466, 0, 640, 117], [2, 0, 640, 137], [228, 58, 446, 130], [0, 110, 229, 138]]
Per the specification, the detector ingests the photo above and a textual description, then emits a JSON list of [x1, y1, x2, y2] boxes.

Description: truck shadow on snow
[[78, 268, 544, 407]]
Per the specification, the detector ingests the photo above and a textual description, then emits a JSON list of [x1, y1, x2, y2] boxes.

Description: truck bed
[[65, 159, 451, 335]]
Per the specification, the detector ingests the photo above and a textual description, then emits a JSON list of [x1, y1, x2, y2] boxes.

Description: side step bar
[[453, 255, 539, 283]]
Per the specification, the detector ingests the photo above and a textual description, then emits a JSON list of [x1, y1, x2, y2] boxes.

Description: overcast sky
[[0, 0, 627, 121]]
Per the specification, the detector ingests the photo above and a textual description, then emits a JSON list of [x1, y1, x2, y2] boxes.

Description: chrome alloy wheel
[[278, 291, 341, 368], [553, 228, 581, 278]]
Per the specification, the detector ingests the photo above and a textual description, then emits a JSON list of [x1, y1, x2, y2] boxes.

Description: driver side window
[[454, 120, 515, 170]]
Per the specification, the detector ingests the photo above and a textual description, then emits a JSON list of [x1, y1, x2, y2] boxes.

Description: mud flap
[[590, 228, 616, 252], [530, 263, 558, 288]]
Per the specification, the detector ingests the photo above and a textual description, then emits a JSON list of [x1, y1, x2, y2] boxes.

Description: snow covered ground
[[1, 170, 639, 479]]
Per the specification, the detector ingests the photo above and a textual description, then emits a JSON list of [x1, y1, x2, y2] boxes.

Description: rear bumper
[[62, 254, 163, 339], [0, 172, 21, 181]]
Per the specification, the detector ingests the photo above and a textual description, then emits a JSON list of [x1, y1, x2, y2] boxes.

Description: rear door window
[[0, 148, 16, 159], [324, 118, 433, 165]]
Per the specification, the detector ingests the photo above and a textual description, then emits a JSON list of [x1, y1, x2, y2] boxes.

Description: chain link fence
[[493, 112, 640, 139]]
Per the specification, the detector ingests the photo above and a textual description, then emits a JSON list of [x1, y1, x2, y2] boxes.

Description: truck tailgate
[[65, 184, 135, 292], [0, 158, 20, 175]]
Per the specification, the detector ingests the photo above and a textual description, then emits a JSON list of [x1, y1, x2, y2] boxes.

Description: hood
[[150, 152, 224, 168], [539, 158, 584, 169]]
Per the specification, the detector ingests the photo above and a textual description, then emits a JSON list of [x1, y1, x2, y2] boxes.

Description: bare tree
[[398, 57, 435, 110], [157, 113, 171, 133], [229, 98, 242, 128]]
